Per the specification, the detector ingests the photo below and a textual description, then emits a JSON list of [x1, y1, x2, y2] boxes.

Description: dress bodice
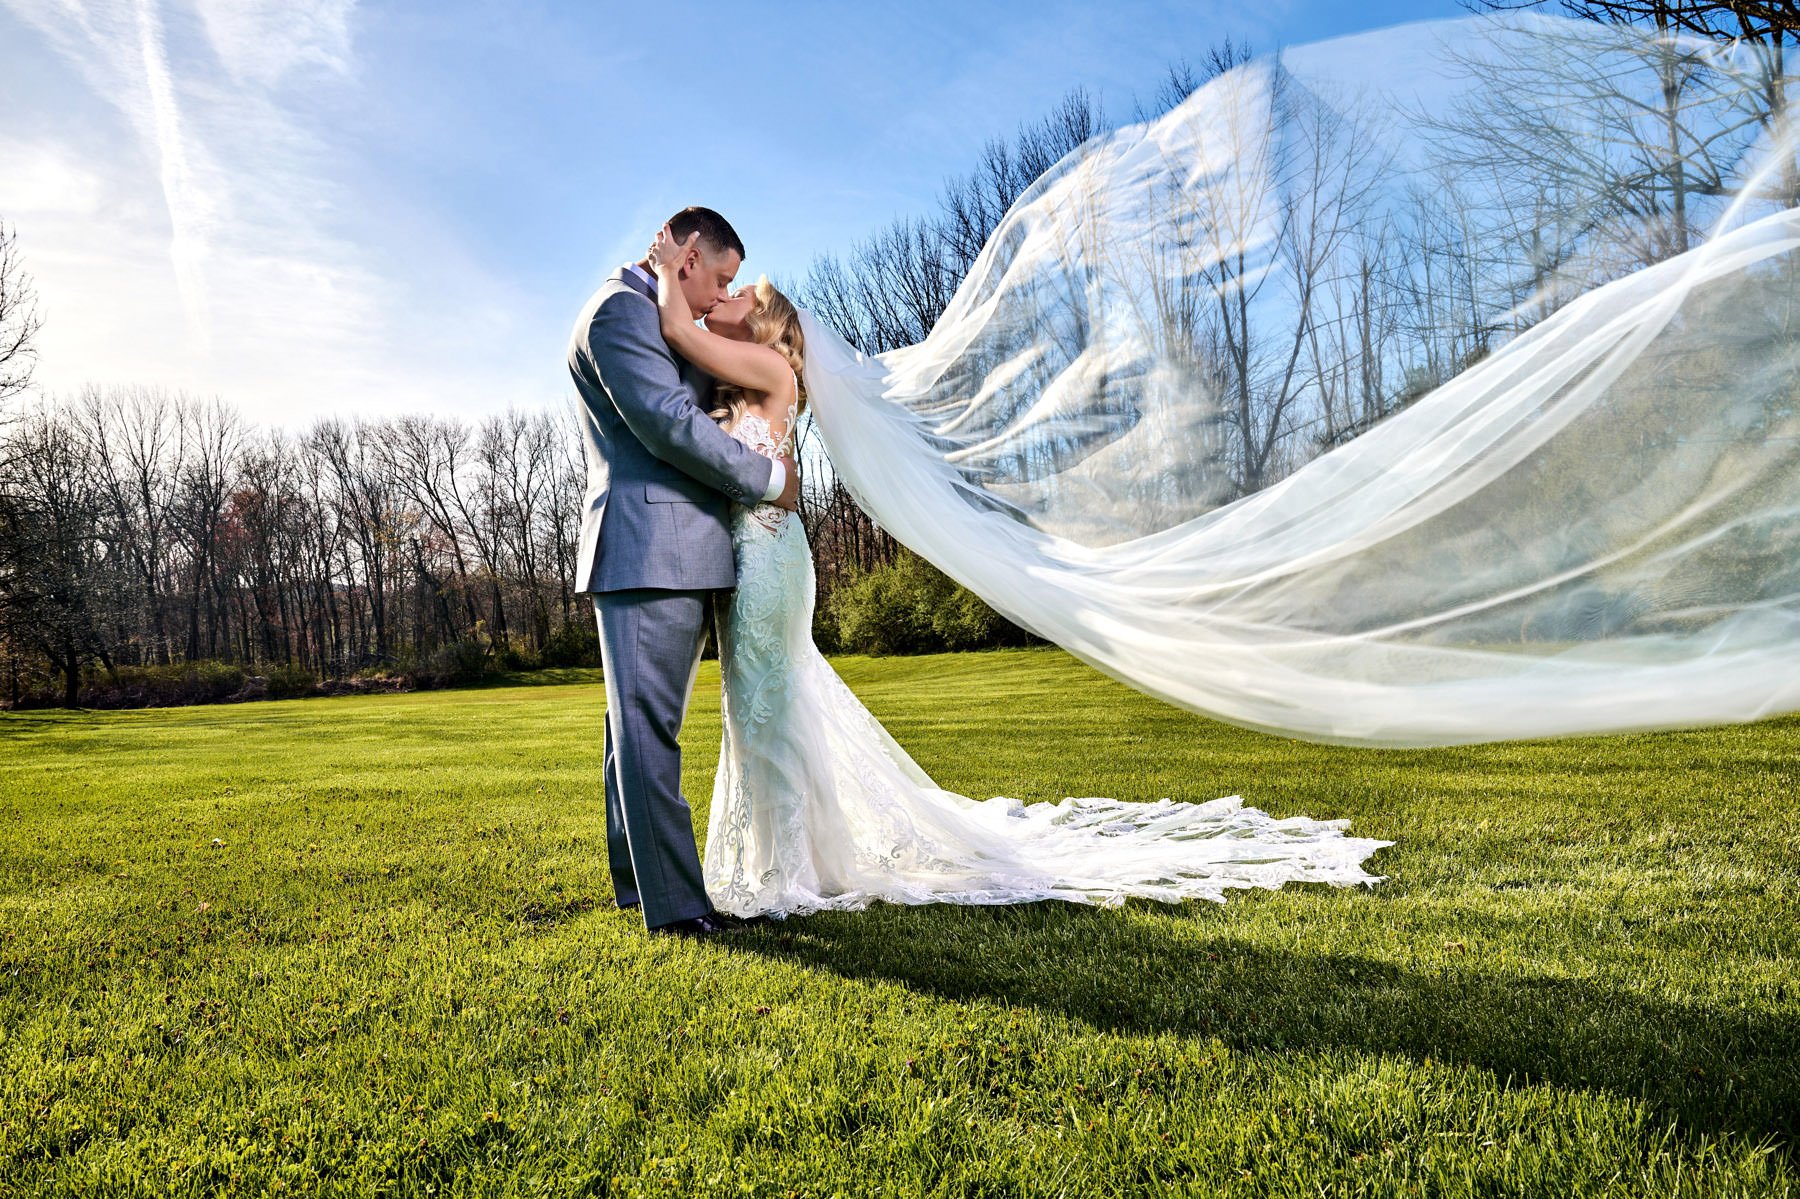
[[728, 407, 794, 460], [728, 397, 798, 533]]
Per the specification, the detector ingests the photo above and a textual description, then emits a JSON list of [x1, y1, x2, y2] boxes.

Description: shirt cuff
[[760, 458, 786, 503]]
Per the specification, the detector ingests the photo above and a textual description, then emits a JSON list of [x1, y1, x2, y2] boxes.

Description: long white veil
[[799, 15, 1800, 748]]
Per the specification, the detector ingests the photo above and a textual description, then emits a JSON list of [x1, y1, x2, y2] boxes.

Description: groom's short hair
[[668, 206, 745, 261]]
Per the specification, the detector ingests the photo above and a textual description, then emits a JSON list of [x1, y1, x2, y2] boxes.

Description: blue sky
[[1, 0, 1452, 425]]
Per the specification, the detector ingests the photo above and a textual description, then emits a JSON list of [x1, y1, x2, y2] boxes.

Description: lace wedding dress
[[702, 401, 1392, 919]]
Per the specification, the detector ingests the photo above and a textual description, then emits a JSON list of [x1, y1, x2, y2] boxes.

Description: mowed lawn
[[1, 649, 1796, 1198]]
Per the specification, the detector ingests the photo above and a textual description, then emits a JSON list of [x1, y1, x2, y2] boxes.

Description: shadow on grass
[[0, 711, 101, 733], [736, 898, 1799, 1155], [474, 668, 606, 689]]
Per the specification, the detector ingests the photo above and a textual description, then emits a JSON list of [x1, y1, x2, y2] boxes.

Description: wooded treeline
[[0, 383, 595, 706], [2, 1, 1793, 705]]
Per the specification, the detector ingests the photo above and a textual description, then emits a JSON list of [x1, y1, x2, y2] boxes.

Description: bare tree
[[544, 405, 586, 632], [79, 386, 188, 664], [0, 408, 115, 704], [802, 86, 1111, 356], [1131, 40, 1255, 123], [1308, 215, 1411, 447], [294, 432, 350, 673], [1469, 0, 1800, 37], [228, 434, 312, 666], [379, 416, 487, 639], [1469, 1, 1800, 212], [1148, 60, 1393, 493], [309, 418, 401, 664], [172, 399, 245, 660], [0, 220, 42, 411], [480, 408, 558, 651], [938, 87, 1111, 279]]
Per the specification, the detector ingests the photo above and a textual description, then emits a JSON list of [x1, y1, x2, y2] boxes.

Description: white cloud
[[0, 141, 105, 214], [192, 0, 355, 87], [0, 131, 199, 395], [1, 0, 546, 425]]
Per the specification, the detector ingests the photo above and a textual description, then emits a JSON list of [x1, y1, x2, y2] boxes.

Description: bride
[[645, 227, 1391, 919]]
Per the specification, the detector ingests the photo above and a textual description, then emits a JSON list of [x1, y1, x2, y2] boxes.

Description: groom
[[568, 206, 800, 937]]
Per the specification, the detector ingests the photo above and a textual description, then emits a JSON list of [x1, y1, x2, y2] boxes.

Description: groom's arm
[[589, 291, 775, 507]]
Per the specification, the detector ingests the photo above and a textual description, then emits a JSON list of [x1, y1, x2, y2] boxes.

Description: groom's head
[[656, 206, 745, 316]]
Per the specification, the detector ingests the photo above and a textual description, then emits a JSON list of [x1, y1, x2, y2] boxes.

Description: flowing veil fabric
[[798, 15, 1800, 747]]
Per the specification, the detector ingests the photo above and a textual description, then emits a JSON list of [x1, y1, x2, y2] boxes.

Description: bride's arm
[[649, 227, 792, 396]]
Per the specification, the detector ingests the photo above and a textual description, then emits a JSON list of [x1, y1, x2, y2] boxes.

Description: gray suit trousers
[[592, 588, 714, 928]]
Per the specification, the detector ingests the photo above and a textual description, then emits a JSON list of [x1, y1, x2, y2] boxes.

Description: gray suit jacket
[[568, 268, 775, 593]]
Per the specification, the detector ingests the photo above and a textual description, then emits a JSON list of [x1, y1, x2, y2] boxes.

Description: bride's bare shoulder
[[744, 370, 800, 421]]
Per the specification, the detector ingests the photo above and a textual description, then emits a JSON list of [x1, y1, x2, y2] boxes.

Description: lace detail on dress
[[727, 398, 798, 533]]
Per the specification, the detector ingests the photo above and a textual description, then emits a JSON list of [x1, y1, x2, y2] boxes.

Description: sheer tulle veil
[[796, 14, 1800, 747]]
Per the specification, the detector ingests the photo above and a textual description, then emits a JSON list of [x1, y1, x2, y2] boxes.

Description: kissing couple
[[567, 206, 1389, 938]]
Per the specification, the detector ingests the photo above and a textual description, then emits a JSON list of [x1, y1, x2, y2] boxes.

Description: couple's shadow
[[731, 894, 1798, 1157]]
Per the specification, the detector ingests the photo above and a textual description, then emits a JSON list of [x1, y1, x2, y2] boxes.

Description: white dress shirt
[[627, 263, 786, 503]]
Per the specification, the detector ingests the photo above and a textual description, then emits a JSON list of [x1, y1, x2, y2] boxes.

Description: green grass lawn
[[1, 647, 1796, 1197]]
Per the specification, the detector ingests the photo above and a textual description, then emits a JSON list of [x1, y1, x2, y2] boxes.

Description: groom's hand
[[772, 457, 801, 511]]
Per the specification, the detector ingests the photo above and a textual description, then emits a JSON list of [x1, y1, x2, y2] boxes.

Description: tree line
[[0, 378, 594, 706]]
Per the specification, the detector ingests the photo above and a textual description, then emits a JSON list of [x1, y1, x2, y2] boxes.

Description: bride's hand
[[648, 224, 697, 276]]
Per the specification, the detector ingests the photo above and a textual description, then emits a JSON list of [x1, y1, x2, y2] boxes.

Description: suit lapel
[[618, 264, 656, 302]]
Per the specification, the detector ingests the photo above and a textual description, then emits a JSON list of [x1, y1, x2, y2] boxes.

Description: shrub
[[190, 661, 247, 697], [399, 641, 492, 690], [491, 644, 534, 673], [829, 550, 1033, 655], [810, 603, 843, 656], [533, 619, 604, 669], [73, 662, 248, 709], [266, 663, 316, 699]]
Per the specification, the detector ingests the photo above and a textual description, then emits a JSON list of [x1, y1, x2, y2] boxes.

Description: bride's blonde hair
[[711, 276, 807, 431]]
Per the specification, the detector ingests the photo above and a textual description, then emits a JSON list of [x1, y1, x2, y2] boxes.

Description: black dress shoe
[[648, 911, 737, 938]]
